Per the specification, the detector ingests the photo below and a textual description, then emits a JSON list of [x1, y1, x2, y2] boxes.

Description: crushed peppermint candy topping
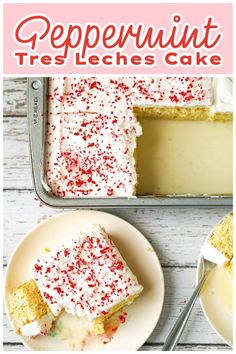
[[48, 77, 212, 114], [46, 111, 141, 197], [30, 225, 143, 320], [129, 76, 212, 106], [46, 77, 213, 197]]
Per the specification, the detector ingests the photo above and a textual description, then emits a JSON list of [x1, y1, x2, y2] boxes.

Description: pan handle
[[27, 77, 48, 196]]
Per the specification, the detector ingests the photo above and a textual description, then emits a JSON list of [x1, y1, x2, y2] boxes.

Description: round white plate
[[5, 210, 164, 351], [196, 217, 233, 347]]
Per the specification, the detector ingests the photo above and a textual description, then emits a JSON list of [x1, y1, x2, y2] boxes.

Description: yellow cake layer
[[136, 119, 233, 196], [210, 213, 233, 261], [134, 106, 233, 122], [8, 280, 51, 330]]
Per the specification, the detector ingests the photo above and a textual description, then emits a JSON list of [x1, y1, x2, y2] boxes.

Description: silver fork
[[162, 257, 216, 351]]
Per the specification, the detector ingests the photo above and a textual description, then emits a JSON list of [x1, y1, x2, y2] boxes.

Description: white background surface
[[3, 77, 231, 351]]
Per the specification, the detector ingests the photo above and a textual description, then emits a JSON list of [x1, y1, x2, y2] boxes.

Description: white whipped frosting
[[212, 77, 233, 113], [128, 77, 213, 107], [47, 77, 142, 197], [30, 225, 143, 320], [201, 242, 229, 267], [20, 313, 54, 337], [46, 110, 141, 197], [48, 77, 214, 112], [48, 77, 135, 115]]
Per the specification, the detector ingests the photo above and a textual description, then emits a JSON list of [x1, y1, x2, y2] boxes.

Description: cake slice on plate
[[8, 280, 54, 336], [201, 212, 233, 267], [30, 225, 143, 335]]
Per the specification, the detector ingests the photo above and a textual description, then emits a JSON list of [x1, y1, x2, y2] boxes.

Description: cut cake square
[[30, 225, 143, 334]]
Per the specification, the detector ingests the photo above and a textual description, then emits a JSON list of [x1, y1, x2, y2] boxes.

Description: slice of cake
[[48, 77, 135, 115], [46, 111, 141, 197], [133, 77, 232, 121], [131, 76, 214, 120], [202, 212, 233, 267], [30, 225, 143, 334], [8, 280, 54, 336]]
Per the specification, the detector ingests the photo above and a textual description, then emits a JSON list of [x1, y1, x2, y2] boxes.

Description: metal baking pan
[[27, 77, 232, 208]]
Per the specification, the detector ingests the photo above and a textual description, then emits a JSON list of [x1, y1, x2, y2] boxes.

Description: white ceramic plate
[[5, 210, 164, 351], [197, 217, 233, 347]]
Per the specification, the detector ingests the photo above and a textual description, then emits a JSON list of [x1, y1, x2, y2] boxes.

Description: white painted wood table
[[3, 78, 231, 351]]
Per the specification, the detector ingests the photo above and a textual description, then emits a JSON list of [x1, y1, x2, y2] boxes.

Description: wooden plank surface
[[3, 190, 231, 267], [3, 77, 231, 351], [2, 343, 230, 352], [3, 117, 32, 190], [3, 78, 27, 116]]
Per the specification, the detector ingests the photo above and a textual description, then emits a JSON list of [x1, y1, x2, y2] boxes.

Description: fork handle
[[162, 273, 207, 351]]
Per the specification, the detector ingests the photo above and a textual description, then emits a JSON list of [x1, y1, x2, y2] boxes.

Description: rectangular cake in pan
[[45, 77, 233, 198]]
